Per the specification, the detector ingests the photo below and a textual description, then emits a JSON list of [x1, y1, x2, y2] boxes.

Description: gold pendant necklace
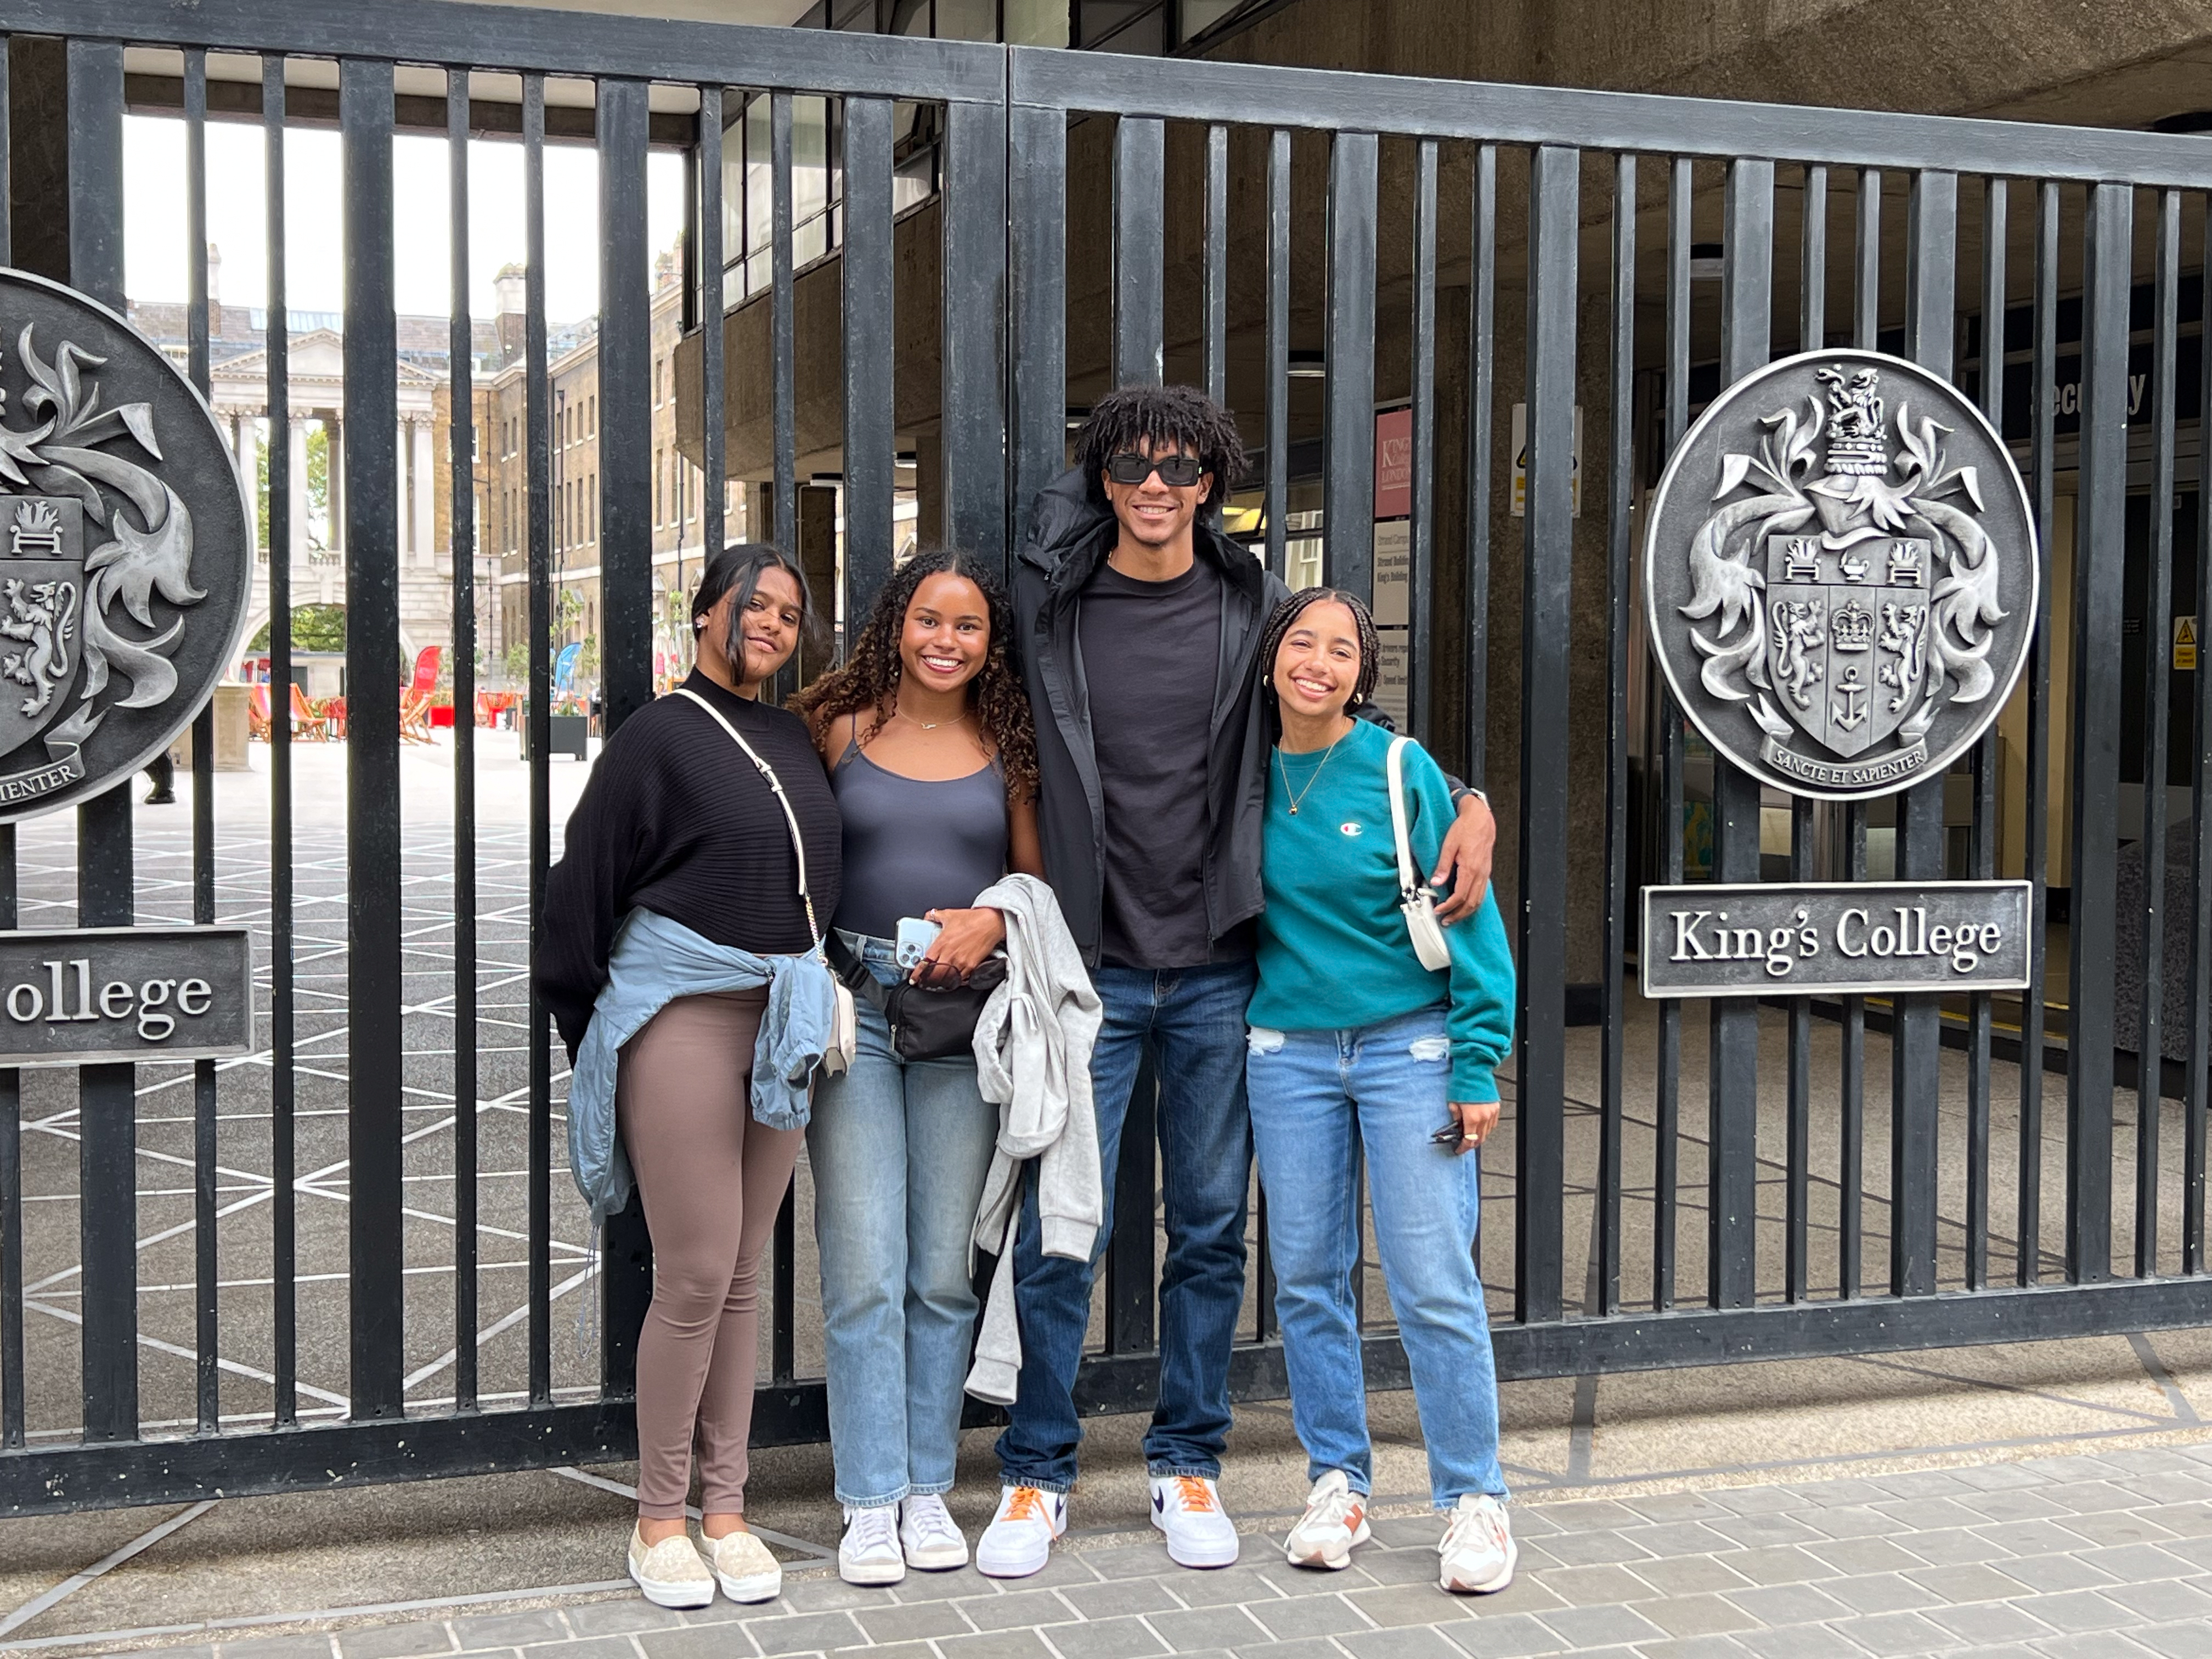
[[1277, 731, 1348, 816]]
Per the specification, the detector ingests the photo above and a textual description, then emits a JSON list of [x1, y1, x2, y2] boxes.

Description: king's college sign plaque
[[1643, 349, 2036, 801]]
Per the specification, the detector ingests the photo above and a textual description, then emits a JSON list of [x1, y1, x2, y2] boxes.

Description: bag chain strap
[[672, 687, 827, 962]]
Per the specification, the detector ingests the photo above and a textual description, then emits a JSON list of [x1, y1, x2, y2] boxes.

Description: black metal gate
[[1, 0, 2209, 1516]]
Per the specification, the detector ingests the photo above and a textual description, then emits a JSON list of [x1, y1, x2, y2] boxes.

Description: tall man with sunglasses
[[975, 385, 1498, 1577]]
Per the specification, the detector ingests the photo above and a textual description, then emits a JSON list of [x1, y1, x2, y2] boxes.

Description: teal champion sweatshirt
[[1249, 718, 1516, 1103]]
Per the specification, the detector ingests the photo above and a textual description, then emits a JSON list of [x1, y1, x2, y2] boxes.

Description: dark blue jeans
[[994, 959, 1255, 1491]]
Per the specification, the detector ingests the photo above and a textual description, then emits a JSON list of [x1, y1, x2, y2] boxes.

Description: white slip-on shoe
[[899, 1492, 970, 1571], [628, 1525, 715, 1609], [1149, 1475, 1240, 1569], [1283, 1470, 1370, 1571], [839, 1503, 906, 1585], [1437, 1493, 1517, 1595], [975, 1485, 1066, 1578], [704, 1526, 782, 1604]]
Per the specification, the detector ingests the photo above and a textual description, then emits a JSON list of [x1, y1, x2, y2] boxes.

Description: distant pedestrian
[[1245, 588, 1519, 1596], [537, 543, 839, 1612]]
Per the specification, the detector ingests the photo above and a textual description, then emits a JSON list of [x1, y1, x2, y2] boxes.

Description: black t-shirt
[[1080, 557, 1224, 969]]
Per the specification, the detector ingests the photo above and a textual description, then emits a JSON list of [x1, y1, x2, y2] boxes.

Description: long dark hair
[[790, 548, 1039, 805], [691, 541, 825, 679], [1259, 586, 1382, 715]]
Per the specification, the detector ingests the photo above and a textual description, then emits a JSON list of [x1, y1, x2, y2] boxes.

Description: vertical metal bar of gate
[[940, 96, 1007, 568], [1841, 168, 1880, 1301], [1892, 169, 1955, 1299], [184, 48, 222, 1435], [446, 72, 479, 1414], [522, 72, 555, 1401], [844, 95, 897, 613], [1788, 162, 1827, 1305], [68, 34, 138, 1444], [2192, 192, 2212, 1275], [2138, 190, 2181, 1274], [1008, 93, 1064, 567], [597, 77, 654, 1389], [1967, 176, 2005, 1291], [1655, 154, 1690, 1312], [2019, 180, 2059, 1286], [1710, 157, 1771, 1312], [1113, 117, 1164, 391], [0, 18, 13, 1443], [1464, 144, 1496, 788], [342, 57, 405, 1418], [1204, 127, 1228, 410], [1408, 139, 1438, 743], [2069, 182, 2131, 1286], [1323, 132, 1376, 600], [698, 87, 727, 574], [1598, 151, 1634, 1317], [1517, 143, 1577, 1327], [264, 55, 298, 1426], [771, 92, 797, 559], [1263, 129, 1289, 583]]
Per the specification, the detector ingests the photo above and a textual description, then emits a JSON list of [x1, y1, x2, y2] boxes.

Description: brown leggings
[[618, 988, 806, 1519]]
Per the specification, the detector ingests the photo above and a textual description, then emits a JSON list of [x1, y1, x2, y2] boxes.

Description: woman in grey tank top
[[791, 550, 1046, 1584]]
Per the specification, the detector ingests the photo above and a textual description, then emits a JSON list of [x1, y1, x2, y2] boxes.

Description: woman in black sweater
[[539, 544, 838, 1612]]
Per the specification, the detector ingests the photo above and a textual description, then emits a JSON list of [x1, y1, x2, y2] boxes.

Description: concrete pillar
[[412, 417, 435, 569], [288, 415, 309, 567], [232, 414, 258, 563]]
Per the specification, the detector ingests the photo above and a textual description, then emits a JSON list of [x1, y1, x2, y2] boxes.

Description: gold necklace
[[894, 706, 970, 733], [1277, 731, 1348, 816]]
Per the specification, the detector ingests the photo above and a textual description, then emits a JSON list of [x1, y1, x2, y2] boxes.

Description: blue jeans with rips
[[1245, 1005, 1508, 1510], [809, 934, 1001, 1509], [994, 958, 1256, 1492]]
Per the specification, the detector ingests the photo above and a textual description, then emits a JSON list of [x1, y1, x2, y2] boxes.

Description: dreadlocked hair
[[789, 548, 1040, 807], [1259, 587, 1382, 717], [1073, 383, 1248, 517]]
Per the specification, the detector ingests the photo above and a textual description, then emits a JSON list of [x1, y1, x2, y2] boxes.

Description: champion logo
[[1340, 821, 1363, 837]]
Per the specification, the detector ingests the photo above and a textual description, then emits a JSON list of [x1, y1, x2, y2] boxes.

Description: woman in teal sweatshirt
[[1247, 588, 1517, 1597]]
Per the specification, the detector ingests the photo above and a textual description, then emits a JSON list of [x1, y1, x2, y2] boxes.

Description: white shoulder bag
[[673, 688, 857, 1074], [1387, 736, 1453, 973]]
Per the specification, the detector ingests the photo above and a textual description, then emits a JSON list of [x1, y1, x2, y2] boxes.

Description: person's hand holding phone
[[911, 907, 1006, 988], [1431, 1099, 1499, 1155]]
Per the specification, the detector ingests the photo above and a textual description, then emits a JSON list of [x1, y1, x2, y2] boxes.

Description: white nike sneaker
[[899, 1492, 970, 1571], [1283, 1470, 1370, 1571], [975, 1485, 1066, 1578], [1150, 1475, 1239, 1568], [1437, 1493, 1516, 1594], [627, 1524, 715, 1609], [839, 1502, 905, 1586]]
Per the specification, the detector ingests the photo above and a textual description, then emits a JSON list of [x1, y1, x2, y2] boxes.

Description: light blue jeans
[[1246, 1005, 1508, 1510], [809, 934, 1000, 1508]]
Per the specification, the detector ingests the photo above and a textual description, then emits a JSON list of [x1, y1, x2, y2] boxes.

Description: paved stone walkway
[[145, 1442, 2212, 1659]]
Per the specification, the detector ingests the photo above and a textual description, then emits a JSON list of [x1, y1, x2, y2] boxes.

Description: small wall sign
[[1640, 881, 2032, 998], [0, 925, 252, 1065]]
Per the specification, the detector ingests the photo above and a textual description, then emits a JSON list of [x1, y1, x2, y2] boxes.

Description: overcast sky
[[123, 115, 689, 326]]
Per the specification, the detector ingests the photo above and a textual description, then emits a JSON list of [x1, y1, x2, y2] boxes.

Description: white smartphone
[[895, 916, 943, 970]]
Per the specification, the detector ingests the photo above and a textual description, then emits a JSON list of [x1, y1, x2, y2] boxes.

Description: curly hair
[[1258, 587, 1381, 715], [789, 549, 1040, 805], [1073, 384, 1248, 519]]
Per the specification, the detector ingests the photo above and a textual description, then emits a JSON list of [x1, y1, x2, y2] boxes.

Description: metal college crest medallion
[[1643, 349, 2036, 800], [0, 270, 251, 820]]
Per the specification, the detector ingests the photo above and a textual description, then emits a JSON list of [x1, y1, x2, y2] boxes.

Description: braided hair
[[1259, 587, 1382, 716], [789, 549, 1040, 806], [1073, 384, 1248, 519]]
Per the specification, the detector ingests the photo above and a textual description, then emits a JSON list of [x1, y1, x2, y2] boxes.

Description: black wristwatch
[[1449, 783, 1489, 811]]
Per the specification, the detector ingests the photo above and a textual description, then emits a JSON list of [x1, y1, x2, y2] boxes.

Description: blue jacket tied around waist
[[568, 908, 839, 1227]]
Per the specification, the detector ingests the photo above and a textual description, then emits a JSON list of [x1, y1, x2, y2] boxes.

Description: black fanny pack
[[826, 933, 1006, 1063]]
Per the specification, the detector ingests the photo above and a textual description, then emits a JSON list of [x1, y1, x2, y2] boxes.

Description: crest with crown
[[1818, 365, 1889, 477]]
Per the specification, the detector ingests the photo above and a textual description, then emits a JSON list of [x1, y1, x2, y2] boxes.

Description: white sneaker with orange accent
[[1284, 1470, 1370, 1570], [1437, 1493, 1516, 1595], [976, 1485, 1066, 1578], [1150, 1474, 1239, 1568]]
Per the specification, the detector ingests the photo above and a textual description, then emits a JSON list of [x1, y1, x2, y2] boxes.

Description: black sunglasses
[[1105, 451, 1207, 488]]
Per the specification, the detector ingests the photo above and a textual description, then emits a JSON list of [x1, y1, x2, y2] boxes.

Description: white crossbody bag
[[1387, 736, 1453, 973], [673, 688, 857, 1075]]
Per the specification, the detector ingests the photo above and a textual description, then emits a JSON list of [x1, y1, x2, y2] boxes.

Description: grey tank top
[[828, 740, 1009, 941]]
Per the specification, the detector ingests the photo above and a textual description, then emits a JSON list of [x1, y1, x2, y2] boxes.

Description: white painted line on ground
[[548, 1465, 838, 1561], [0, 1499, 218, 1639]]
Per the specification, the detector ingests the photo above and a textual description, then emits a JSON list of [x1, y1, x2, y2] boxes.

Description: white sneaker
[[704, 1527, 782, 1604], [628, 1524, 715, 1609], [900, 1492, 970, 1571], [1284, 1470, 1370, 1571], [1437, 1493, 1516, 1594], [839, 1503, 905, 1586], [1150, 1475, 1240, 1568], [975, 1485, 1066, 1578]]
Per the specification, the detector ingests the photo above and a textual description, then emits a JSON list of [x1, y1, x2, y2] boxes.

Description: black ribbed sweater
[[536, 670, 842, 1058]]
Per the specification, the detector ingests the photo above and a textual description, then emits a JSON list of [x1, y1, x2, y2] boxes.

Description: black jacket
[[1015, 468, 1290, 966]]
